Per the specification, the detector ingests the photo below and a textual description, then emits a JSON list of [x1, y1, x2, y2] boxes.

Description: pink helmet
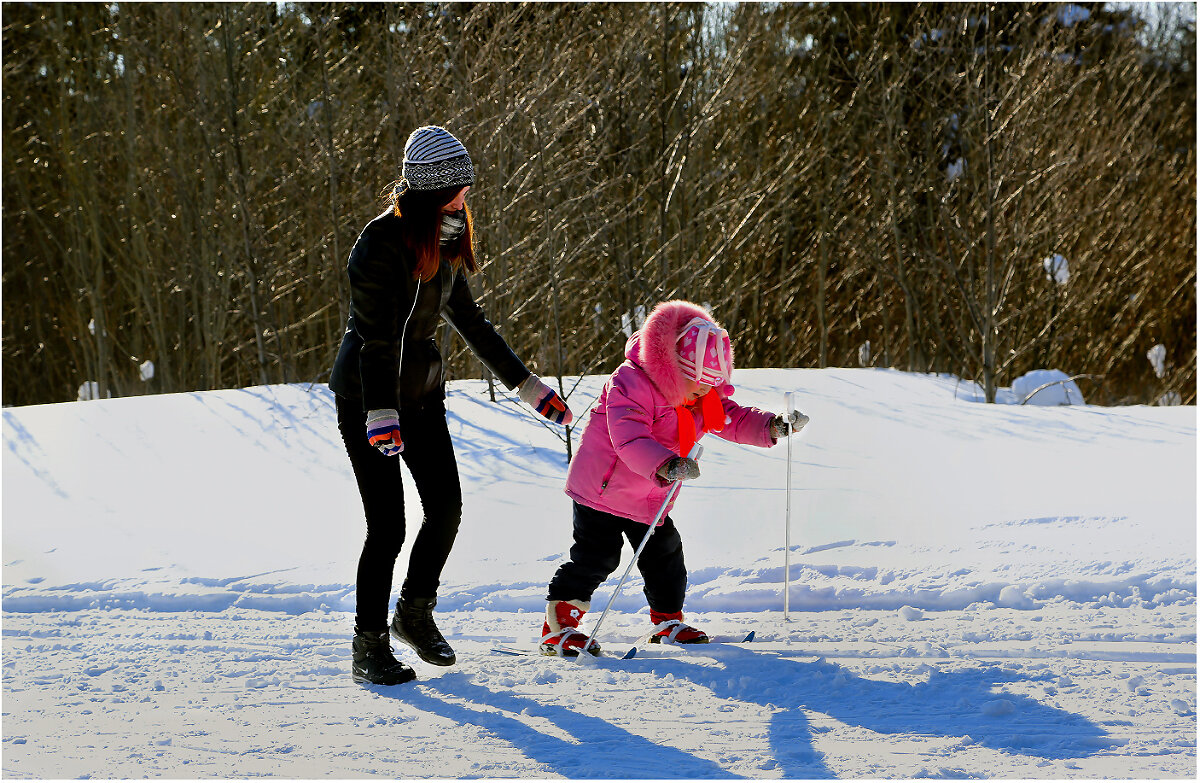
[[677, 317, 733, 387]]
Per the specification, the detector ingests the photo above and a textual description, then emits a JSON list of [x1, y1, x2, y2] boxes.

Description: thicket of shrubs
[[3, 3, 1194, 407]]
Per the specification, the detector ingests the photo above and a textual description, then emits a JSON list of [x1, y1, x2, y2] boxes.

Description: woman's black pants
[[336, 395, 462, 632], [547, 501, 688, 614]]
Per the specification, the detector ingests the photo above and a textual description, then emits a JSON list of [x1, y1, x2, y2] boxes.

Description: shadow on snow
[[385, 672, 744, 778], [370, 644, 1110, 778]]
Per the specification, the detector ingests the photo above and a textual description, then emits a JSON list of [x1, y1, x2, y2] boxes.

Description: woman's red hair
[[386, 183, 477, 282]]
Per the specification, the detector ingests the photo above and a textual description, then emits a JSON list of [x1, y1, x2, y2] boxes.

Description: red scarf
[[675, 388, 726, 458]]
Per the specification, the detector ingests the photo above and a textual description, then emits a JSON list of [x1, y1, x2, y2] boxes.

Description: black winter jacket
[[329, 210, 530, 411]]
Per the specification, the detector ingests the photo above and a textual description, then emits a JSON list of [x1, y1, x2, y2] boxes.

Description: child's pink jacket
[[564, 301, 776, 526]]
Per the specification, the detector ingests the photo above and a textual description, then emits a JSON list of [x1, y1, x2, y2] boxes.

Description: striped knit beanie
[[401, 125, 475, 192]]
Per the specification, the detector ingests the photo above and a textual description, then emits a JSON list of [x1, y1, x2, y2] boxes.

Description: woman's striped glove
[[517, 374, 573, 425], [365, 408, 404, 456]]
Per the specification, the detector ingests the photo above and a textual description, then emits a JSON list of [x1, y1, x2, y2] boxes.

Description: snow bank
[[1012, 369, 1085, 405], [4, 368, 1194, 618], [3, 367, 1195, 780]]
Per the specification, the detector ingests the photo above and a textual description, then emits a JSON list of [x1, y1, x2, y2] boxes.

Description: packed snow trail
[[3, 606, 1193, 778]]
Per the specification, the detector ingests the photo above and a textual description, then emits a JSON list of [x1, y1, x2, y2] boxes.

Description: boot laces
[[407, 604, 447, 644], [357, 634, 399, 665]]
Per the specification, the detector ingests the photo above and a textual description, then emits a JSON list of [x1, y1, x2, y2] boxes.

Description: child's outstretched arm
[[716, 396, 791, 448]]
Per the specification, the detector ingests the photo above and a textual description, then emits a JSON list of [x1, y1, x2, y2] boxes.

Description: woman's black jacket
[[329, 210, 530, 412]]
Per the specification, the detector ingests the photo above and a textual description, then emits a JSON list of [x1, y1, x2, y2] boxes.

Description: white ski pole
[[579, 444, 703, 659], [784, 391, 793, 622]]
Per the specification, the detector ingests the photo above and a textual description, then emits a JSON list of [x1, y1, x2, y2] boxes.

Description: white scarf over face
[[439, 210, 466, 246]]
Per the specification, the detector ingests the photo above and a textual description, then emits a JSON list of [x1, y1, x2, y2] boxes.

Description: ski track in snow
[[3, 608, 1194, 779], [2, 368, 1195, 778]]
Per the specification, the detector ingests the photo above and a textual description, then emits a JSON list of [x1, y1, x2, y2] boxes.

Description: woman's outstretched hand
[[365, 408, 404, 456], [517, 374, 574, 426]]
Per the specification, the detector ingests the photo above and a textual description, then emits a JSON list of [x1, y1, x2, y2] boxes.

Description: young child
[[540, 300, 808, 655]]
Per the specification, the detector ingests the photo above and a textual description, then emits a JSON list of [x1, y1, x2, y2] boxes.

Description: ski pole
[[784, 391, 793, 621], [580, 444, 703, 659]]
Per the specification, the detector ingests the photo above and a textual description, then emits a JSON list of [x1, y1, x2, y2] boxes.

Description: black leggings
[[547, 501, 688, 614], [336, 395, 462, 631]]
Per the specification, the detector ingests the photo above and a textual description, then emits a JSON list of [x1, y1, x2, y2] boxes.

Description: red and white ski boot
[[540, 599, 601, 656], [648, 610, 710, 644]]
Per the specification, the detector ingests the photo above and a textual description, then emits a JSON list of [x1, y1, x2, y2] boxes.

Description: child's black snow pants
[[547, 501, 688, 613], [336, 395, 462, 632]]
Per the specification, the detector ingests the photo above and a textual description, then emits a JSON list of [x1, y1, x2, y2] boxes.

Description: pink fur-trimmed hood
[[625, 300, 735, 406]]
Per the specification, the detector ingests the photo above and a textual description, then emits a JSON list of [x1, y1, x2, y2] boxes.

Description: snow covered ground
[[3, 367, 1196, 778]]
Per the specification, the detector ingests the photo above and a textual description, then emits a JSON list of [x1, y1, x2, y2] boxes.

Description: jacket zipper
[[395, 277, 422, 392], [599, 458, 618, 494]]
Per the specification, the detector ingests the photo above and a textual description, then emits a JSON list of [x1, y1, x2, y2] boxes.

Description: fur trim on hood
[[628, 300, 735, 406]]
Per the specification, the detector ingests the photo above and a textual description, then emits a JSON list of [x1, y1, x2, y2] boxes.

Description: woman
[[330, 125, 573, 686]]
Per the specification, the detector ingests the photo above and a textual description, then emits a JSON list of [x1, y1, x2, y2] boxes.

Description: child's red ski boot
[[540, 599, 602, 656], [648, 610, 710, 644]]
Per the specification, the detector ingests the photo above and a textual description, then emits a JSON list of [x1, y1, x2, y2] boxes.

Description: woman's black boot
[[351, 628, 417, 685], [390, 596, 456, 666]]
